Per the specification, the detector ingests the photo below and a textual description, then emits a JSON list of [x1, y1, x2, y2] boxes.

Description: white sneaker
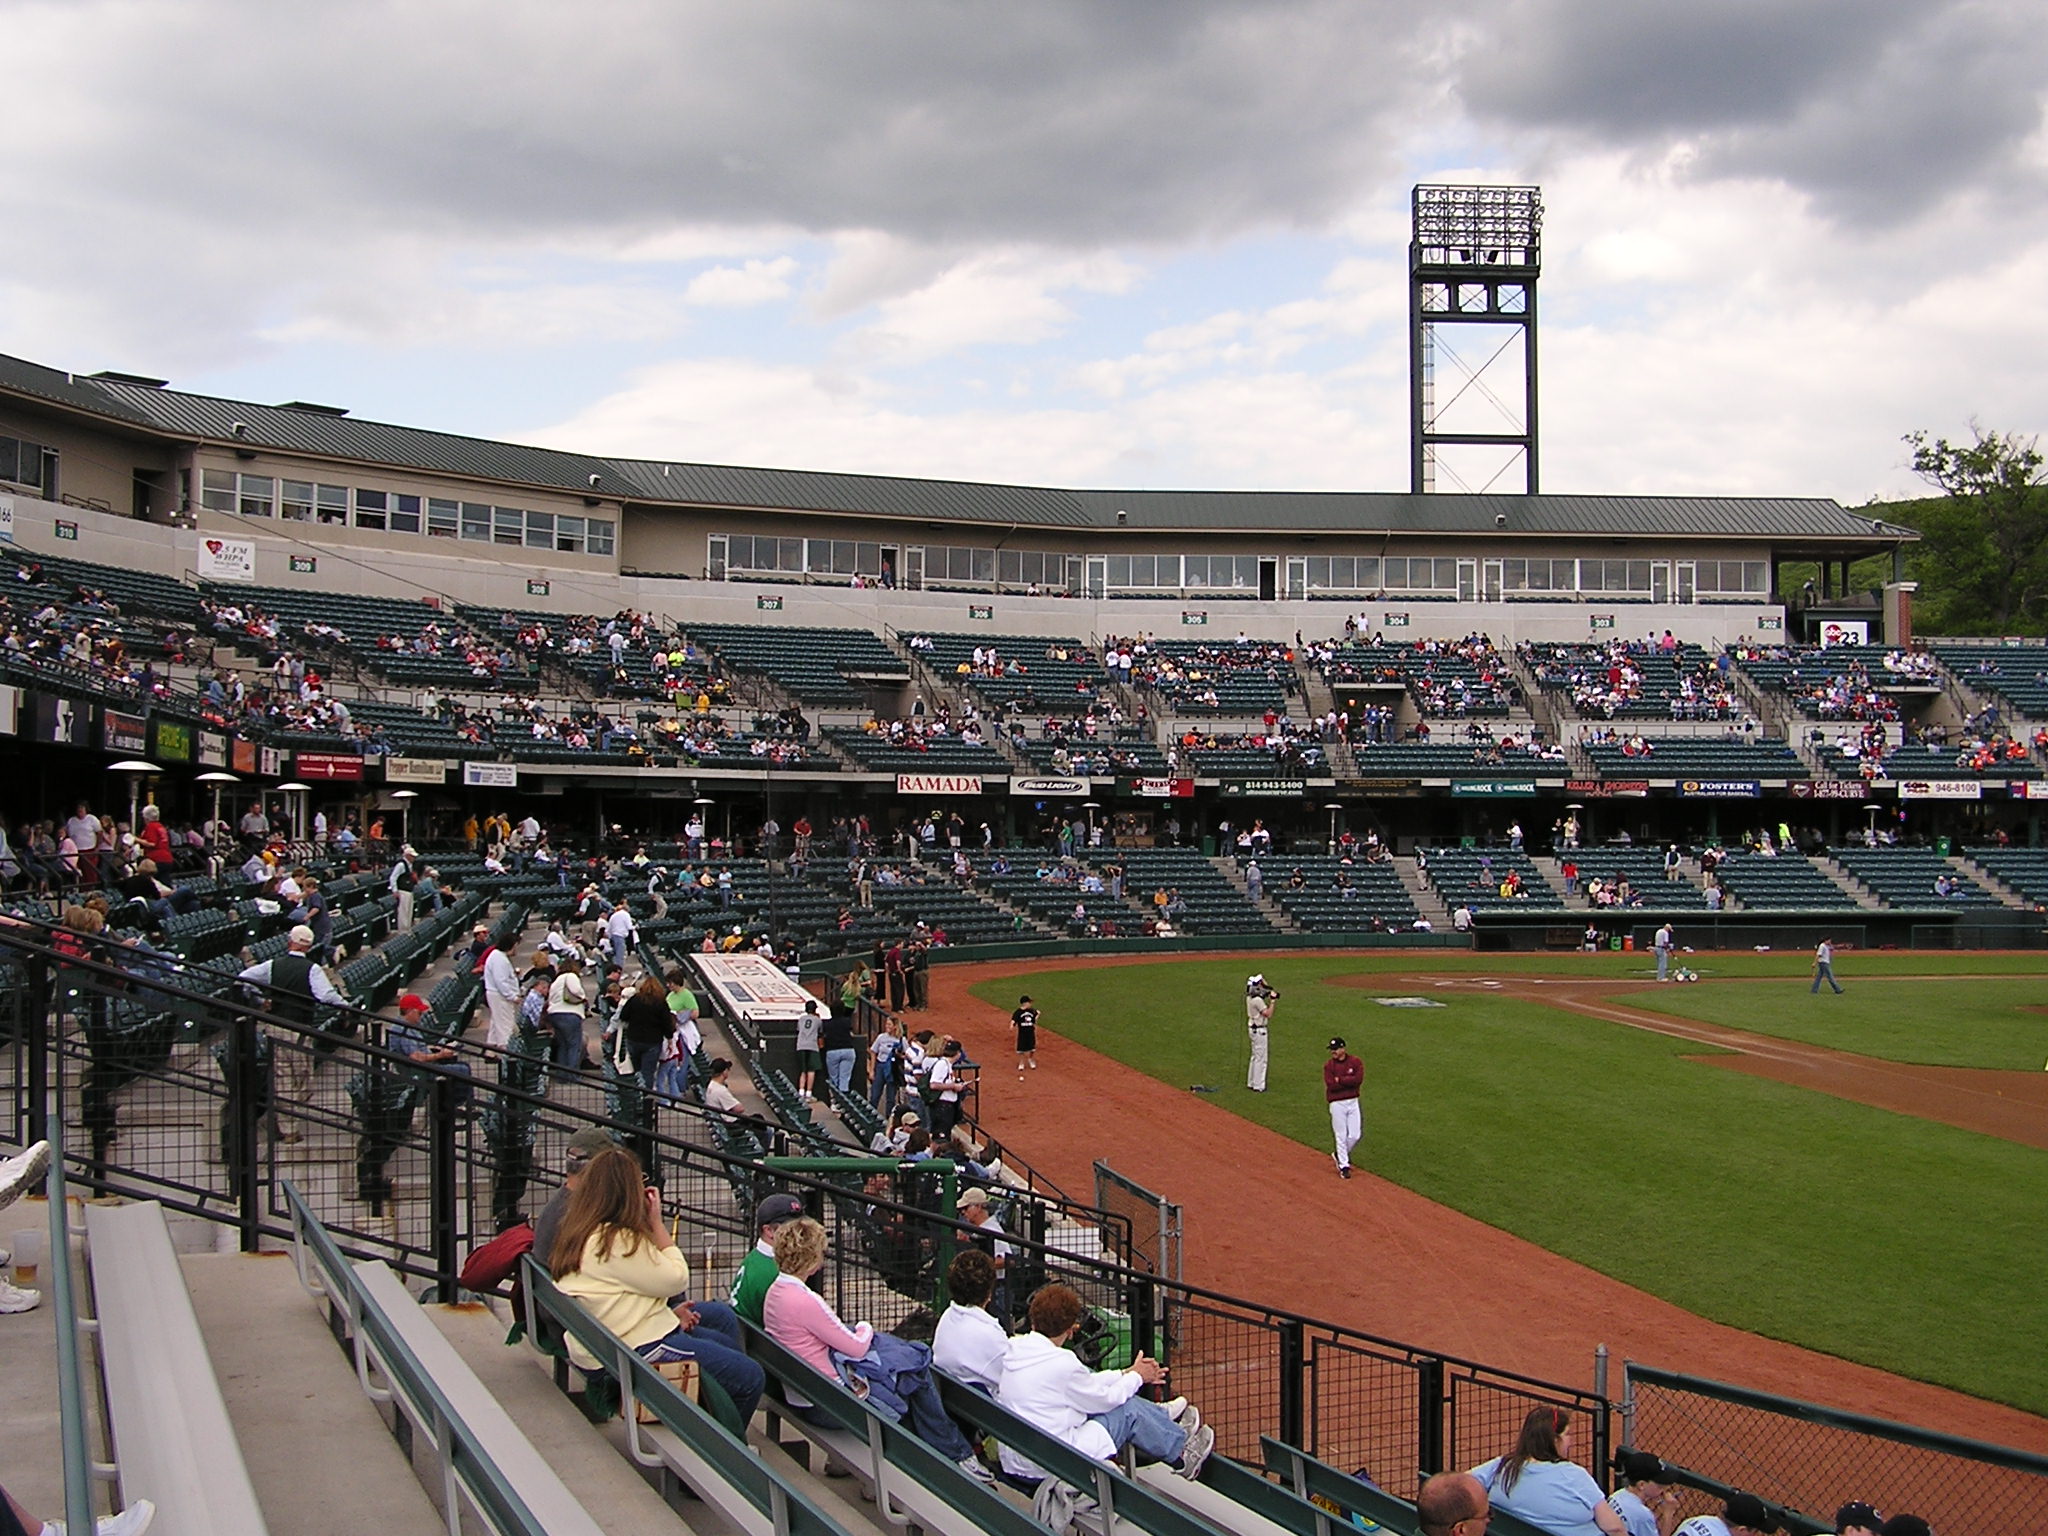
[[43, 1500, 158, 1536], [956, 1455, 998, 1488], [1160, 1395, 1188, 1421], [0, 1140, 51, 1210], [1176, 1423, 1215, 1481], [0, 1277, 40, 1313]]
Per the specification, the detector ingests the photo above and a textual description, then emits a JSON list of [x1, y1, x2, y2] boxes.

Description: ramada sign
[[896, 773, 983, 795]]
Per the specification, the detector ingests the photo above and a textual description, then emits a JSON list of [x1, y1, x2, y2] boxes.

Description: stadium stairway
[[179, 1246, 453, 1535], [1395, 856, 1454, 926], [1213, 858, 1306, 934]]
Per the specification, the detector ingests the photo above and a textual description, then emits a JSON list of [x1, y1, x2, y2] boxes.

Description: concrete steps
[[1951, 853, 2033, 910], [1396, 855, 1451, 923], [181, 1248, 451, 1536]]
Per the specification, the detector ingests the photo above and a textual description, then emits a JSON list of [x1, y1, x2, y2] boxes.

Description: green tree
[[1904, 425, 2048, 633]]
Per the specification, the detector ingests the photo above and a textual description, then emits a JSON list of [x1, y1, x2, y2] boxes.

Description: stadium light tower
[[1409, 184, 1543, 495]]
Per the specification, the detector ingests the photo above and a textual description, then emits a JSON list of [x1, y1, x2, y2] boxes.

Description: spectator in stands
[[701, 1057, 744, 1121], [933, 1249, 1008, 1394], [763, 1215, 995, 1484], [658, 969, 700, 1098], [1832, 1502, 1884, 1536], [729, 1191, 803, 1326], [1471, 1405, 1625, 1536], [1606, 1451, 1679, 1536], [1418, 1471, 1492, 1536], [1672, 1492, 1781, 1536], [927, 1036, 966, 1138], [821, 1002, 857, 1098], [549, 1145, 763, 1425], [867, 1015, 903, 1110], [998, 1281, 1212, 1483], [793, 998, 823, 1101], [135, 804, 172, 867], [238, 925, 346, 1144], [385, 993, 472, 1101], [616, 973, 674, 1093]]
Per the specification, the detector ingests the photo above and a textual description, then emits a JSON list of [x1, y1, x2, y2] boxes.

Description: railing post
[[1417, 1356, 1447, 1477], [1278, 1318, 1307, 1451], [22, 951, 52, 1146], [429, 1073, 459, 1302], [229, 1011, 264, 1252]]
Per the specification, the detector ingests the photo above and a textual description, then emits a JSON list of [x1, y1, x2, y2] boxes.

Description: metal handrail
[[50, 1121, 98, 1536], [282, 1180, 593, 1536]]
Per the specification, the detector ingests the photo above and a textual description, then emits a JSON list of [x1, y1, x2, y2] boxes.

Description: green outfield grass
[[970, 952, 2048, 1415], [1616, 977, 2048, 1069]]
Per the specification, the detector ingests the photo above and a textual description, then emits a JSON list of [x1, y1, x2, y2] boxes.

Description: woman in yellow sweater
[[549, 1146, 764, 1423]]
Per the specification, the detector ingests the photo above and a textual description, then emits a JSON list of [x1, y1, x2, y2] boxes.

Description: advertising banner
[[1563, 779, 1648, 797], [895, 773, 982, 795], [259, 746, 284, 777], [1220, 778, 1306, 798], [1819, 620, 1870, 647], [384, 757, 449, 784], [151, 718, 193, 763], [1789, 780, 1868, 800], [196, 536, 257, 583], [31, 694, 90, 747], [1010, 776, 1089, 796], [1451, 779, 1538, 797], [1897, 780, 1983, 800], [294, 751, 365, 782], [198, 731, 228, 768], [1131, 776, 1195, 798], [231, 739, 258, 773], [687, 952, 818, 1026], [102, 709, 148, 755], [463, 761, 519, 788], [1675, 779, 1762, 798], [0, 685, 19, 736]]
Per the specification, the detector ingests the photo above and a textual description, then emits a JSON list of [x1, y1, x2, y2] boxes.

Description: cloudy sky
[[6, 0, 2046, 503]]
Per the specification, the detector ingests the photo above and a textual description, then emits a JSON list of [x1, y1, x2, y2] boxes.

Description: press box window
[[427, 498, 460, 538]]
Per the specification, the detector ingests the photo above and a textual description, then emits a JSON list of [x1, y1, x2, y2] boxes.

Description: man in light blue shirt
[[1607, 1451, 1678, 1536]]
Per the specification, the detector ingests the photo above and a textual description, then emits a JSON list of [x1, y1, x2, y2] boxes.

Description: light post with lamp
[[273, 781, 310, 843], [195, 771, 239, 856], [107, 760, 160, 841], [388, 788, 419, 848]]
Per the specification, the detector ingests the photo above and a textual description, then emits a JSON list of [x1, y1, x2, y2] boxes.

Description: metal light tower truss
[[1409, 184, 1543, 495]]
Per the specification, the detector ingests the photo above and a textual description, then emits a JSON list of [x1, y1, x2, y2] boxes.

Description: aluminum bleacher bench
[[85, 1199, 269, 1536]]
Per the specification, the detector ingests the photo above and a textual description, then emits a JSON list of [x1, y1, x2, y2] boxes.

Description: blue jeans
[[1093, 1396, 1187, 1464], [1656, 950, 1669, 980], [548, 1012, 586, 1071], [825, 1049, 856, 1096], [868, 1063, 895, 1109], [632, 1039, 665, 1092], [654, 1054, 690, 1100], [1812, 963, 1843, 994], [638, 1300, 764, 1424]]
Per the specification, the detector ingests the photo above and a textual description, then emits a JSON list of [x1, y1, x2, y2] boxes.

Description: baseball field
[[967, 950, 2048, 1419]]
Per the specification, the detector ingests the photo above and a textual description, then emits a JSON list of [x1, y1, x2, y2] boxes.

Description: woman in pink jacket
[[762, 1217, 993, 1485]]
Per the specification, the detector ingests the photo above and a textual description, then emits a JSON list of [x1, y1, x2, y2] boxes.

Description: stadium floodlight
[[1409, 183, 1543, 495]]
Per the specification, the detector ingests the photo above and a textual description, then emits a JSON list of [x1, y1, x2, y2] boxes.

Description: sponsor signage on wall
[[895, 773, 982, 795], [2008, 781, 2048, 800], [1010, 776, 1089, 797], [0, 496, 13, 544], [54, 520, 77, 541], [294, 751, 364, 781], [231, 739, 258, 773], [151, 718, 193, 763], [1450, 778, 1538, 797], [1181, 611, 1208, 626], [0, 685, 18, 736], [384, 757, 448, 784], [968, 605, 993, 621], [1789, 780, 1868, 800], [1563, 779, 1648, 798], [259, 746, 284, 777], [1756, 615, 1784, 631], [757, 596, 783, 611], [289, 555, 317, 574], [1897, 779, 1983, 800], [1129, 776, 1195, 798], [1675, 779, 1762, 798], [1383, 612, 1410, 628], [527, 579, 550, 596], [1590, 614, 1616, 630], [197, 537, 257, 583], [1220, 778, 1306, 798], [1819, 620, 1870, 646], [1355, 779, 1421, 795], [31, 694, 90, 746], [463, 761, 520, 788], [198, 732, 228, 768], [102, 709, 148, 755]]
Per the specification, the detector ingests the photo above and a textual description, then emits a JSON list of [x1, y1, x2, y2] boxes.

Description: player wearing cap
[[731, 1191, 804, 1326], [1674, 1492, 1782, 1536], [1245, 975, 1275, 1092], [1324, 1038, 1364, 1179], [1833, 1504, 1884, 1536], [1608, 1451, 1680, 1536]]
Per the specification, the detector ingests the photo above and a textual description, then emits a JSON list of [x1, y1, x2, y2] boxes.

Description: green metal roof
[[0, 351, 1914, 541]]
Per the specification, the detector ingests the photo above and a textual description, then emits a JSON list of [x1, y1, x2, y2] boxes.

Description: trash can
[[1622, 934, 1635, 951], [1201, 834, 1216, 856], [1936, 835, 1952, 856]]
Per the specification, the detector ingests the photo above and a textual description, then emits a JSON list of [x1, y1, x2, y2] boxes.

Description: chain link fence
[[1626, 1364, 2048, 1536]]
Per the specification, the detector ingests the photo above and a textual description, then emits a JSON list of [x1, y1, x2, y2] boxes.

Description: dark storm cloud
[[1454, 0, 2048, 223]]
